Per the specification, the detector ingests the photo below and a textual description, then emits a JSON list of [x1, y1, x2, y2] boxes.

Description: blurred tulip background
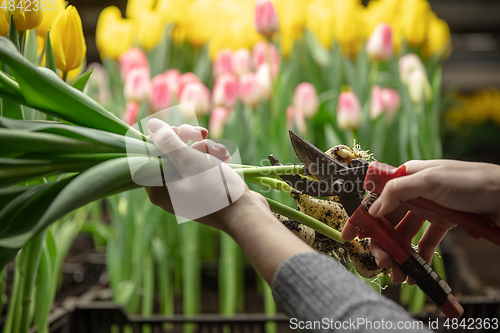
[[1, 0, 499, 332]]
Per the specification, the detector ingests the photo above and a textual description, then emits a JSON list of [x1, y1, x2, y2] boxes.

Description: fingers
[[341, 219, 359, 242], [395, 211, 426, 241], [190, 140, 231, 162], [368, 171, 436, 218], [390, 260, 407, 285], [173, 124, 208, 143], [148, 118, 211, 177], [403, 160, 440, 174], [417, 224, 448, 264], [370, 239, 391, 268], [148, 119, 189, 155]]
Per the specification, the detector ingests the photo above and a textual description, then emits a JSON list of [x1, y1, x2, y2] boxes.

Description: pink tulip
[[337, 92, 362, 130], [149, 74, 172, 112], [398, 53, 426, 85], [382, 88, 400, 119], [238, 73, 261, 107], [118, 48, 150, 80], [366, 23, 393, 62], [293, 82, 319, 119], [177, 72, 200, 99], [370, 86, 400, 121], [179, 81, 211, 116], [124, 67, 150, 102], [209, 107, 230, 139], [213, 49, 234, 78], [253, 42, 280, 78], [286, 106, 307, 136], [256, 64, 272, 99], [232, 49, 251, 77], [123, 101, 140, 126], [163, 69, 181, 101], [254, 0, 279, 38], [213, 73, 239, 109]]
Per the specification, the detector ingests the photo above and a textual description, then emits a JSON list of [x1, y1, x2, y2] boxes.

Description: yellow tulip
[[273, 0, 306, 58], [49, 5, 86, 72], [35, 0, 65, 36], [423, 14, 451, 58], [306, 0, 335, 49], [335, 0, 364, 58], [96, 6, 135, 60], [0, 9, 8, 36], [126, 0, 156, 19], [401, 0, 431, 47], [205, 0, 262, 59], [3, 0, 43, 31], [134, 9, 165, 51]]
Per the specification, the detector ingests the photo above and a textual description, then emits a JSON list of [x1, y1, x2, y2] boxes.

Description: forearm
[[273, 252, 431, 332], [220, 192, 315, 285]]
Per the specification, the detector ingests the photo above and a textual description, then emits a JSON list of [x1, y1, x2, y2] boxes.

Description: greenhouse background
[[0, 0, 500, 332]]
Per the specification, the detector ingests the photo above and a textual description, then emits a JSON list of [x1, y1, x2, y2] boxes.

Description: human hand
[[145, 118, 266, 231], [342, 159, 500, 284]]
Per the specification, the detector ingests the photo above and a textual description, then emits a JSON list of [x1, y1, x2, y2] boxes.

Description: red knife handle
[[349, 206, 463, 319], [364, 162, 500, 246]]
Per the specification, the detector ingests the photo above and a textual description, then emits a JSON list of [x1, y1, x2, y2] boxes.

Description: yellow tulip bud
[[3, 0, 43, 31], [36, 0, 65, 36], [0, 9, 8, 36], [401, 0, 431, 47], [423, 14, 451, 59], [49, 5, 86, 72], [96, 6, 135, 60]]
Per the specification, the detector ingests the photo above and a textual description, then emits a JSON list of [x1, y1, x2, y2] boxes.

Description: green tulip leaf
[[1, 99, 24, 119], [0, 128, 124, 157], [0, 158, 100, 187], [24, 30, 38, 65], [7, 15, 19, 51], [0, 117, 156, 154], [44, 32, 57, 73], [0, 37, 143, 139], [304, 30, 329, 68], [72, 68, 94, 92]]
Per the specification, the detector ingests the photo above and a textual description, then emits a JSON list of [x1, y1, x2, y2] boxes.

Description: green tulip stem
[[369, 61, 379, 85], [229, 164, 304, 179], [246, 176, 295, 194], [265, 197, 345, 244], [62, 71, 68, 82]]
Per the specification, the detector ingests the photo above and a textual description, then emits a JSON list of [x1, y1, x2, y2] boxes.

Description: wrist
[[207, 190, 270, 234]]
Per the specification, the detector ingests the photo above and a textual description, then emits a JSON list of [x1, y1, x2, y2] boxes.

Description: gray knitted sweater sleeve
[[272, 252, 432, 332]]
